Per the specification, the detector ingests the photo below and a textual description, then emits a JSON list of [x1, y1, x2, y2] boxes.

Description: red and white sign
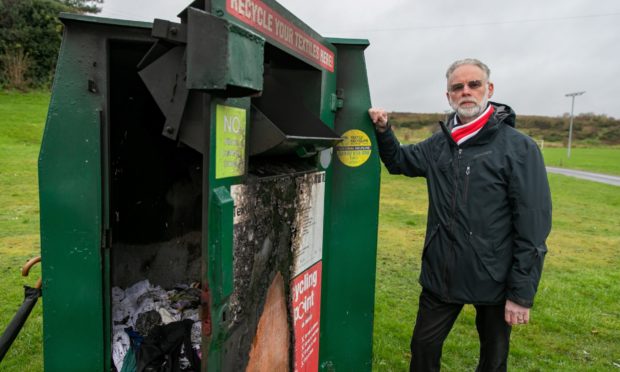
[[291, 261, 322, 372], [226, 0, 335, 72]]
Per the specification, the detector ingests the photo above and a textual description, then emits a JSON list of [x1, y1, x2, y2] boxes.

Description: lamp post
[[564, 91, 585, 158]]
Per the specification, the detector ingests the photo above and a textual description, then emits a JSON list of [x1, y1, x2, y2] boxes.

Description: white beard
[[449, 88, 489, 121]]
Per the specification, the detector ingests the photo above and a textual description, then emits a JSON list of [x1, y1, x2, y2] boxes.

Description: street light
[[564, 91, 585, 158]]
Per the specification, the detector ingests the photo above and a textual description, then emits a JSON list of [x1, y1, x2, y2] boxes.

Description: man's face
[[446, 64, 494, 120]]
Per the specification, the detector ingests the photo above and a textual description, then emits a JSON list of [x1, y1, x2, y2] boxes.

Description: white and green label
[[216, 104, 246, 179]]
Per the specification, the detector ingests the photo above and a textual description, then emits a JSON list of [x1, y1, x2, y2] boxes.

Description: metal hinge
[[330, 89, 345, 112]]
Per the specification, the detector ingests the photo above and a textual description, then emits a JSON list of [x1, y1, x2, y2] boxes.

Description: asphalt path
[[546, 167, 620, 187]]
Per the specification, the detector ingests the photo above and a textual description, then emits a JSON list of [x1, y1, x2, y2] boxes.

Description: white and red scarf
[[451, 105, 494, 145]]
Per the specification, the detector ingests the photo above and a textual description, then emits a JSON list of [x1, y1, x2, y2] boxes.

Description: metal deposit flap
[[249, 75, 341, 157]]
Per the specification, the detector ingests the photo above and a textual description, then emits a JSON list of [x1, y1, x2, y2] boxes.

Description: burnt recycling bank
[[38, 0, 381, 370]]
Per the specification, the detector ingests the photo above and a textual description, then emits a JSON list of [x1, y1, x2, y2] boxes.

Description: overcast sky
[[99, 0, 620, 118]]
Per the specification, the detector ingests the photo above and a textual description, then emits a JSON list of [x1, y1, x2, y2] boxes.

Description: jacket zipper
[[449, 148, 462, 234], [444, 147, 463, 300], [463, 165, 471, 204]]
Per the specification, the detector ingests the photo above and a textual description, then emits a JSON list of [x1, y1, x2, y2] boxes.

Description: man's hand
[[505, 299, 530, 326], [368, 108, 389, 133]]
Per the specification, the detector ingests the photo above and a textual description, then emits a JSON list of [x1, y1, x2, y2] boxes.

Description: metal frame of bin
[[39, 1, 380, 370]]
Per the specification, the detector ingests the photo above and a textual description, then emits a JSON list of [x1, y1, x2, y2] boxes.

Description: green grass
[[0, 91, 48, 370], [372, 169, 620, 371], [394, 126, 620, 177], [1, 91, 619, 370], [542, 147, 620, 176]]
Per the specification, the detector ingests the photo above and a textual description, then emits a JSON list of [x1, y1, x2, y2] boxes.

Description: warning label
[[291, 172, 325, 277], [215, 104, 246, 179], [336, 129, 372, 167]]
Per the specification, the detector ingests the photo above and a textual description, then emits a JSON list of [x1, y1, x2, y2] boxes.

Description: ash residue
[[248, 156, 316, 177], [225, 170, 309, 371], [229, 174, 297, 323]]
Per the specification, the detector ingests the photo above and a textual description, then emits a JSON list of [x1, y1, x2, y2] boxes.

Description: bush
[[0, 0, 102, 89], [1, 48, 31, 90], [388, 112, 620, 145], [0, 0, 68, 87]]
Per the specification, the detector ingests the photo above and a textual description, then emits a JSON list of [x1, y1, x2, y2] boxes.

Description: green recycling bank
[[39, 0, 381, 370]]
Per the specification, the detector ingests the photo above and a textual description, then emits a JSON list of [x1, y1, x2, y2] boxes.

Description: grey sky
[[99, 0, 620, 118]]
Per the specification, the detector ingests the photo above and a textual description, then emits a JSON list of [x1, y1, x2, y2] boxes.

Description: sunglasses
[[449, 80, 486, 93]]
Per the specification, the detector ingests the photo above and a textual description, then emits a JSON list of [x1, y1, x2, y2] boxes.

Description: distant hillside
[[389, 112, 620, 146]]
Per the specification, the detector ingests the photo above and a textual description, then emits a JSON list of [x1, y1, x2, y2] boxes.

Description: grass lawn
[[1, 91, 619, 370], [542, 147, 620, 176], [0, 91, 47, 371], [393, 126, 620, 177], [372, 170, 620, 371]]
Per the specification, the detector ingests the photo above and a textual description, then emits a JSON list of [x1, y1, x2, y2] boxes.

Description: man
[[368, 58, 552, 371]]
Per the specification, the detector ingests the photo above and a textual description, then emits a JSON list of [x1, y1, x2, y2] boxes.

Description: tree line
[[0, 0, 102, 89], [390, 112, 620, 146], [1, 1, 618, 147]]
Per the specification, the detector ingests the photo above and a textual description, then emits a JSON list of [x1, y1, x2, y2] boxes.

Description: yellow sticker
[[215, 104, 246, 179], [336, 129, 372, 167]]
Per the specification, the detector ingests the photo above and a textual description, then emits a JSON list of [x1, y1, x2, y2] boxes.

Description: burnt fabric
[[136, 319, 199, 372], [135, 310, 163, 337], [111, 280, 202, 371]]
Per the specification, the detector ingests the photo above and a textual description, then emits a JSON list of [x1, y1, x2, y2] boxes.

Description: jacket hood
[[490, 101, 516, 128]]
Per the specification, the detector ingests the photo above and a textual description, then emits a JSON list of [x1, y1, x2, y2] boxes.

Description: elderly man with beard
[[368, 59, 552, 371]]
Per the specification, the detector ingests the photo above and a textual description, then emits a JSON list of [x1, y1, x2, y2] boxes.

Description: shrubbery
[[389, 111, 620, 145], [0, 0, 101, 89]]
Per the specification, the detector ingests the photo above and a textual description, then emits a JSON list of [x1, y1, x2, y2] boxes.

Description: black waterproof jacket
[[376, 102, 551, 307]]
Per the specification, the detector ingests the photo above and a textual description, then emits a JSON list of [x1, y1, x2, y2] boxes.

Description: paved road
[[546, 167, 620, 187]]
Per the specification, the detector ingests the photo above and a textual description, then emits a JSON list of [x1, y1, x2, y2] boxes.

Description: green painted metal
[[324, 37, 370, 46], [225, 24, 264, 91], [211, 0, 337, 74], [39, 20, 105, 371], [59, 12, 152, 29], [39, 17, 153, 371], [320, 57, 338, 127], [40, 7, 378, 372], [205, 96, 251, 371], [319, 39, 380, 371], [186, 8, 265, 94], [212, 186, 235, 298], [102, 246, 111, 372]]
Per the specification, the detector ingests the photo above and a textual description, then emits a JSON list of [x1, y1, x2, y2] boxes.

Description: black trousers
[[410, 289, 512, 372]]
